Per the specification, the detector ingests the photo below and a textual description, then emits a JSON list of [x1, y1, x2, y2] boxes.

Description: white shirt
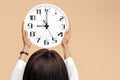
[[10, 57, 79, 80]]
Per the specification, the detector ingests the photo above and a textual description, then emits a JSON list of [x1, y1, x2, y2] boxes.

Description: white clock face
[[24, 4, 69, 48]]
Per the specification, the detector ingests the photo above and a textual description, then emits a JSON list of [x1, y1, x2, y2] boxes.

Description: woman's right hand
[[61, 22, 71, 59], [61, 22, 71, 48], [21, 21, 31, 52]]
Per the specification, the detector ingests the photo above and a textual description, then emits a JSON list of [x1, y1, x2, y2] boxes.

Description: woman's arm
[[61, 22, 71, 59], [19, 21, 31, 62], [64, 57, 79, 80], [10, 22, 31, 80], [61, 22, 79, 80]]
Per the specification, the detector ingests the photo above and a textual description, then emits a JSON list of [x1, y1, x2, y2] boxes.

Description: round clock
[[24, 4, 69, 48]]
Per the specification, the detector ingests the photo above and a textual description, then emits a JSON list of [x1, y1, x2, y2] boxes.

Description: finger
[[65, 21, 70, 34], [68, 20, 71, 31], [25, 30, 31, 43], [68, 21, 71, 34], [21, 21, 24, 32], [25, 30, 28, 37], [67, 21, 71, 37], [64, 30, 68, 36], [21, 21, 26, 36], [23, 21, 25, 31]]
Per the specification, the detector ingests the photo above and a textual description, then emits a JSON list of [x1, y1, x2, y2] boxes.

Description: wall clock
[[24, 4, 69, 48]]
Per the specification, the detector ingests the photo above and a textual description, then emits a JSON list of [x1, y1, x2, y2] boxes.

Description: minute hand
[[43, 19, 54, 39], [47, 28, 54, 40]]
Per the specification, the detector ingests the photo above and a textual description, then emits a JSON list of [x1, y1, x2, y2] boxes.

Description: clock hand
[[43, 19, 53, 39], [45, 8, 48, 25], [37, 25, 45, 27], [43, 19, 54, 39], [43, 20, 46, 24], [47, 28, 54, 40], [43, 20, 49, 29], [44, 11, 54, 39]]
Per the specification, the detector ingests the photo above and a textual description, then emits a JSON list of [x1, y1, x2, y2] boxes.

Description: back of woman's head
[[23, 49, 69, 80]]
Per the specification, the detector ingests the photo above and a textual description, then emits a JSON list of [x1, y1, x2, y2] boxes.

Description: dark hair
[[23, 49, 69, 80]]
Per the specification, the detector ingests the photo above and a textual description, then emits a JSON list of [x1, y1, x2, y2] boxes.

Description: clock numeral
[[28, 23, 33, 29], [30, 15, 36, 20], [30, 31, 36, 37], [44, 40, 49, 45], [36, 9, 41, 15], [61, 24, 65, 29], [58, 32, 63, 37], [37, 38, 41, 43], [59, 16, 64, 21], [52, 38, 57, 43], [45, 8, 50, 12]]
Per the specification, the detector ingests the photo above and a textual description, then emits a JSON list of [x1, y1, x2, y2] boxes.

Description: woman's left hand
[[21, 21, 31, 52]]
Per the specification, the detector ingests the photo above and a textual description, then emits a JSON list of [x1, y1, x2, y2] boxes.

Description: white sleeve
[[10, 60, 26, 80], [64, 57, 79, 80]]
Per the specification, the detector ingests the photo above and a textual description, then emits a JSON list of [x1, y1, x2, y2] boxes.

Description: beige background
[[0, 0, 120, 80]]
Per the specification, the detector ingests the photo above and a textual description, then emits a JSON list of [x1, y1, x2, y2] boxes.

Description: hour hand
[[37, 25, 45, 27]]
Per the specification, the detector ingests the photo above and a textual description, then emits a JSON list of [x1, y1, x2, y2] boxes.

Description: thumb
[[25, 30, 28, 37]]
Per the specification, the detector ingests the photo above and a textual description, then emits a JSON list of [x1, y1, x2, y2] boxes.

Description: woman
[[10, 22, 79, 80]]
